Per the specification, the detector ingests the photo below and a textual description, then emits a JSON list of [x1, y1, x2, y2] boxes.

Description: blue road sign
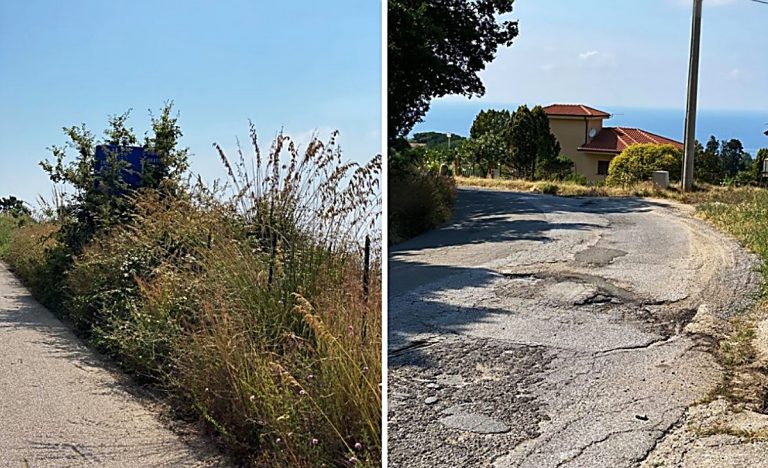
[[94, 145, 160, 189]]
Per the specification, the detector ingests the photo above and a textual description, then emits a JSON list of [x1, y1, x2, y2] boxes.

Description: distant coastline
[[413, 101, 768, 154]]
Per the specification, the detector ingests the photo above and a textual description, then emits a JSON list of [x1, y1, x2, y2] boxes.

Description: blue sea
[[412, 101, 768, 155]]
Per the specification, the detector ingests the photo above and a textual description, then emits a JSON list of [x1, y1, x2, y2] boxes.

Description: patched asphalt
[[388, 188, 761, 467]]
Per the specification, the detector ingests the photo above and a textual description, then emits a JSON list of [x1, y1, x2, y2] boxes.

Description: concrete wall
[[548, 116, 614, 183]]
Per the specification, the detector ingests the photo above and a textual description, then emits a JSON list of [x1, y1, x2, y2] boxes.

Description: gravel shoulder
[[388, 188, 763, 467], [0, 263, 227, 467]]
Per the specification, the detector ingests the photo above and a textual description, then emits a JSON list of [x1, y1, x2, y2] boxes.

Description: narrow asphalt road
[[388, 188, 761, 467], [0, 263, 225, 467]]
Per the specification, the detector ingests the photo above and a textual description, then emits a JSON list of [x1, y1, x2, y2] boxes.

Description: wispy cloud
[[578, 50, 599, 60]]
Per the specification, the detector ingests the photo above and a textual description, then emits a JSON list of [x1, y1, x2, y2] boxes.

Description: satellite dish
[[588, 128, 598, 139]]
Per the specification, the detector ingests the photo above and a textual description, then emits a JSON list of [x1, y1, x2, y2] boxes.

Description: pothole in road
[[499, 270, 638, 306], [576, 291, 622, 306], [388, 337, 552, 468], [496, 269, 700, 339], [439, 411, 511, 434], [574, 247, 628, 266]]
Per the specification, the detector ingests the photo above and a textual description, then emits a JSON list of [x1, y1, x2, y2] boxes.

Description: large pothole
[[388, 336, 552, 467]]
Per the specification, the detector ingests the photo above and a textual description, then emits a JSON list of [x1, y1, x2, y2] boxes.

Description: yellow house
[[543, 104, 683, 182]]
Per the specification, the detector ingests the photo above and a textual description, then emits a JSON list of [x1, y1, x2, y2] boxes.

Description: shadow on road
[[0, 268, 225, 466], [388, 188, 669, 369], [391, 188, 664, 253], [0, 294, 97, 365]]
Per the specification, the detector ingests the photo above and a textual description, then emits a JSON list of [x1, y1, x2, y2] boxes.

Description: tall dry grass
[[2, 222, 60, 294], [456, 176, 768, 206], [60, 130, 381, 466]]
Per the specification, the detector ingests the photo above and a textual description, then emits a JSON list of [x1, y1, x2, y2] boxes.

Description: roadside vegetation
[[0, 197, 33, 257], [389, 147, 455, 244], [0, 105, 382, 467], [451, 129, 766, 194], [693, 190, 768, 431], [388, 0, 517, 243]]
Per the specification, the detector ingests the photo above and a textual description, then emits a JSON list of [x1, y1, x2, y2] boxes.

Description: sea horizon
[[413, 100, 768, 155]]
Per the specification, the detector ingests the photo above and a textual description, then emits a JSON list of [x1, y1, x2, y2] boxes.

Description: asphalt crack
[[591, 336, 676, 357]]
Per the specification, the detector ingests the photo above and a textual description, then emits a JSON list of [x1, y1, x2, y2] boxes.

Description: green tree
[[531, 106, 567, 180], [468, 109, 512, 175], [720, 138, 747, 178], [459, 133, 507, 177], [388, 0, 518, 141], [695, 136, 724, 184], [754, 148, 768, 184], [705, 135, 720, 155], [0, 196, 31, 218], [508, 105, 539, 179], [470, 109, 512, 140], [40, 102, 189, 255]]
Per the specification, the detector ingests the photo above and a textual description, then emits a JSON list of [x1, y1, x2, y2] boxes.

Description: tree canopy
[[40, 101, 189, 254], [0, 196, 31, 218], [470, 109, 512, 141], [720, 138, 749, 178], [388, 0, 518, 142], [754, 148, 768, 183], [461, 105, 564, 179]]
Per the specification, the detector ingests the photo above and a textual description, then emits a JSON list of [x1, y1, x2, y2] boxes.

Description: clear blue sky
[[441, 0, 768, 111], [0, 0, 381, 205]]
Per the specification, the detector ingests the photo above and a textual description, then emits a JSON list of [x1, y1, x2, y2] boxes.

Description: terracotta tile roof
[[578, 127, 683, 154], [543, 104, 611, 118]]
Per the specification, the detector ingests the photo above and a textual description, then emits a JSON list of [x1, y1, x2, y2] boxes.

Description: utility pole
[[682, 0, 703, 191]]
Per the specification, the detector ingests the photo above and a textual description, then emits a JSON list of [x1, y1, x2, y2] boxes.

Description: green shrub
[[388, 166, 456, 243], [535, 155, 573, 181], [606, 143, 682, 186], [0, 215, 16, 257], [39, 103, 189, 292], [563, 172, 589, 185]]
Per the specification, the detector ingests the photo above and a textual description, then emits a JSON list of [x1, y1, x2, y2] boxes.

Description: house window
[[597, 160, 610, 176]]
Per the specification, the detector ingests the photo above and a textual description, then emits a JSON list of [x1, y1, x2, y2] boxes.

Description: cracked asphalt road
[[0, 264, 225, 467], [388, 188, 761, 468]]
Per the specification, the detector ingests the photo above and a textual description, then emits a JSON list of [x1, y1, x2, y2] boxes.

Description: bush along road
[[388, 187, 764, 467]]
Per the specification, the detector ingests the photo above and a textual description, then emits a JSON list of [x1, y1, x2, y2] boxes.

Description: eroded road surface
[[388, 188, 761, 467], [0, 264, 225, 467]]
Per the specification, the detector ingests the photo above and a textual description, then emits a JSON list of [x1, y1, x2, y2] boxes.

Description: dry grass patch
[[455, 176, 683, 199]]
